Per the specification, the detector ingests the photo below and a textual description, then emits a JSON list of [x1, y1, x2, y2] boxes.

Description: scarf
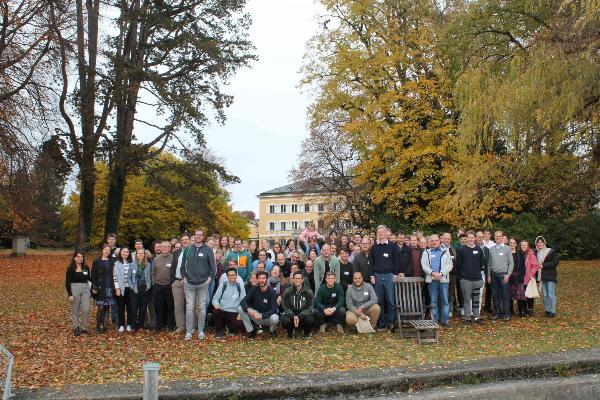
[[268, 275, 281, 295], [535, 236, 551, 264]]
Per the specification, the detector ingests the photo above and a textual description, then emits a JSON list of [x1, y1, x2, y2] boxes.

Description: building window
[[291, 221, 298, 230], [318, 203, 324, 212], [269, 205, 275, 214], [280, 204, 287, 213], [304, 220, 310, 228], [345, 219, 352, 229], [269, 222, 275, 231], [304, 203, 310, 212], [281, 221, 286, 231], [291, 203, 298, 213]]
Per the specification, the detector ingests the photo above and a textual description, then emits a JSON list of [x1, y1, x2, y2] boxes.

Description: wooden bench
[[393, 276, 438, 344]]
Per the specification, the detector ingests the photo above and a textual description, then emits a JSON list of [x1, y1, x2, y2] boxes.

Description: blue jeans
[[184, 281, 209, 335], [428, 281, 449, 324], [491, 272, 511, 317], [374, 273, 396, 327], [542, 280, 556, 314]]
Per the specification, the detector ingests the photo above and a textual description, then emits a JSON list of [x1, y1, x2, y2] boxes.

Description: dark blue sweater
[[368, 242, 399, 277]]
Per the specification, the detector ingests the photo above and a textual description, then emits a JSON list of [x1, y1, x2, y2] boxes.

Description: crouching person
[[281, 271, 315, 338], [240, 271, 279, 338], [346, 272, 380, 330], [212, 268, 249, 338], [314, 272, 346, 333]]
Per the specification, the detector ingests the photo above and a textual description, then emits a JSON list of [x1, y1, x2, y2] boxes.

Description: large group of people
[[65, 224, 559, 338]]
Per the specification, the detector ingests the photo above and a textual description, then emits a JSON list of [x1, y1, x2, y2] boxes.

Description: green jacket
[[314, 282, 345, 311], [282, 284, 314, 317], [313, 255, 340, 290]]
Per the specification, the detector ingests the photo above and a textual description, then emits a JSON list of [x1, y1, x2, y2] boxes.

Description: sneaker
[[549, 312, 556, 318], [448, 312, 453, 318], [184, 333, 192, 341], [286, 330, 294, 338], [198, 332, 205, 340], [118, 326, 125, 333], [463, 319, 472, 325], [126, 325, 132, 332], [441, 321, 449, 327], [170, 328, 184, 336], [215, 331, 225, 339], [73, 327, 80, 336], [319, 324, 326, 333], [80, 329, 89, 334], [474, 318, 485, 325], [336, 324, 344, 334], [503, 315, 511, 321], [246, 329, 257, 339], [490, 314, 500, 321]]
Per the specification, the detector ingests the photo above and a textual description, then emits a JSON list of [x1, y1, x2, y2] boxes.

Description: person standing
[[475, 231, 492, 314], [129, 248, 152, 331], [441, 232, 459, 317], [152, 241, 175, 331], [171, 233, 190, 335], [113, 247, 133, 332], [512, 240, 539, 317], [368, 225, 399, 330], [226, 239, 254, 283], [421, 234, 453, 326], [313, 244, 340, 289], [338, 248, 354, 292], [487, 230, 514, 321], [66, 251, 91, 336], [181, 230, 216, 340], [281, 271, 315, 338], [352, 238, 371, 282], [535, 236, 559, 318], [91, 244, 116, 333], [455, 231, 485, 324]]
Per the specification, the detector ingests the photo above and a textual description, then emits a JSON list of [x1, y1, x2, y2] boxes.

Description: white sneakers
[[184, 333, 192, 341], [126, 325, 132, 332], [198, 332, 205, 340], [319, 324, 327, 333], [118, 326, 125, 333]]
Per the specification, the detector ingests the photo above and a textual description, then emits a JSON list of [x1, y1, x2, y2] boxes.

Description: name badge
[[83, 271, 88, 275], [431, 254, 436, 258], [383, 253, 389, 258], [473, 251, 479, 254], [263, 298, 268, 303], [363, 291, 369, 296], [232, 294, 238, 299], [499, 253, 504, 256], [301, 296, 305, 301], [344, 271, 349, 275], [332, 293, 337, 298], [166, 263, 171, 267], [199, 253, 204, 257]]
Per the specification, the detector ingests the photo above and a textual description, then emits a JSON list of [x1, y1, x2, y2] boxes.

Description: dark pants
[[491, 272, 510, 317], [111, 304, 118, 323], [484, 280, 494, 312], [212, 309, 245, 334], [154, 283, 175, 330], [374, 272, 396, 327], [130, 285, 149, 330], [281, 312, 315, 336], [116, 287, 132, 327], [315, 307, 346, 326]]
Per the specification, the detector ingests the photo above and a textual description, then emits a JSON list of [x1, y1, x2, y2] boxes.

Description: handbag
[[525, 277, 539, 299]]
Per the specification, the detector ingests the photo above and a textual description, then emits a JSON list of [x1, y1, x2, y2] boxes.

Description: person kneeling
[[315, 272, 345, 333], [239, 271, 279, 338], [281, 271, 315, 338], [346, 272, 380, 331], [212, 267, 250, 338]]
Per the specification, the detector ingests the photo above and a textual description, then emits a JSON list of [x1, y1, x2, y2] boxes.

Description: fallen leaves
[[0, 255, 598, 389]]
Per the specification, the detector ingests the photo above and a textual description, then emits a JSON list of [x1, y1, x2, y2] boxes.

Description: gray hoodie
[[345, 282, 378, 312], [181, 243, 216, 285]]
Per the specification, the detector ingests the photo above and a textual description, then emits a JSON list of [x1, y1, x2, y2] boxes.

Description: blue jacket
[[128, 261, 152, 293]]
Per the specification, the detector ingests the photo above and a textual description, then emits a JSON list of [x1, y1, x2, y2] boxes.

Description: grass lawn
[[0, 254, 598, 389]]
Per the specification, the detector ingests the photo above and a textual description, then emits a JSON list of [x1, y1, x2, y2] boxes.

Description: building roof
[[258, 179, 334, 196]]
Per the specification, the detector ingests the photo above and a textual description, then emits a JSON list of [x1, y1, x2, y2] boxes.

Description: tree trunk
[[75, 140, 96, 251]]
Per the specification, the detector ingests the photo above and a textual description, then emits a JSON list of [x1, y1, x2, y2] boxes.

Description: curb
[[13, 347, 600, 399]]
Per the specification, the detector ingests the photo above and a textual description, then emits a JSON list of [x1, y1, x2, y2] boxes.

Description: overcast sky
[[200, 0, 324, 214]]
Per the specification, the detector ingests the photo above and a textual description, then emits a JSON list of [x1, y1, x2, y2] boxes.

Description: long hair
[[117, 247, 132, 263], [98, 243, 111, 260], [69, 251, 85, 270]]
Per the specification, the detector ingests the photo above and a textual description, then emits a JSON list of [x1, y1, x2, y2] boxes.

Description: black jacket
[[536, 249, 559, 282], [456, 245, 486, 281], [397, 245, 413, 276]]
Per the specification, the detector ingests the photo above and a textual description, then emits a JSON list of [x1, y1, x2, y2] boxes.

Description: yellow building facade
[[257, 183, 351, 245]]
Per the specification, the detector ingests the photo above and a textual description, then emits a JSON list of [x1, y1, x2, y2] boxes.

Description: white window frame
[[304, 203, 310, 213], [280, 221, 287, 231], [280, 204, 287, 214], [291, 203, 298, 213], [291, 221, 298, 230], [268, 204, 275, 214], [269, 221, 275, 231]]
